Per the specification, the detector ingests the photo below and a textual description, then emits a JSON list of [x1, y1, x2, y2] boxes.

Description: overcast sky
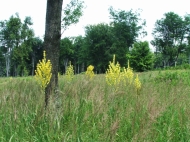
[[0, 0, 190, 50]]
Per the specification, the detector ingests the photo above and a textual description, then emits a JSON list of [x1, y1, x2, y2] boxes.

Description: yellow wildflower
[[105, 54, 122, 86], [122, 60, 134, 84], [85, 65, 95, 79], [134, 74, 141, 94], [65, 61, 74, 81], [35, 51, 52, 90]]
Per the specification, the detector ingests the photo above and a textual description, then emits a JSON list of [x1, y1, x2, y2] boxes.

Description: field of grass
[[1, 70, 190, 141]]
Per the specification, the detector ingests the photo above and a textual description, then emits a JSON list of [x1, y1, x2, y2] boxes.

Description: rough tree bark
[[43, 0, 63, 107]]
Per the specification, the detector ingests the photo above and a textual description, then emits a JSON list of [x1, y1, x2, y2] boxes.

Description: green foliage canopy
[[109, 7, 147, 66], [129, 41, 154, 72], [84, 23, 113, 73], [151, 12, 190, 66]]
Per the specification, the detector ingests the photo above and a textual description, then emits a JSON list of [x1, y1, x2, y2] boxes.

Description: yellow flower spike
[[134, 74, 141, 95], [113, 54, 115, 65], [105, 54, 122, 87], [65, 61, 74, 82], [35, 50, 52, 91], [43, 51, 46, 59], [85, 65, 95, 80], [121, 60, 134, 85]]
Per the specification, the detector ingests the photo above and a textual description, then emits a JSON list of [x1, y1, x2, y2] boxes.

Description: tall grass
[[1, 70, 190, 141]]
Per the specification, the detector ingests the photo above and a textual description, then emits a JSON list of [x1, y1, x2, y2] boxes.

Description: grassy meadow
[[1, 70, 190, 141]]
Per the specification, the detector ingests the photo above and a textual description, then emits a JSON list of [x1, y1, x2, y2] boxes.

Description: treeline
[[1, 7, 190, 77]]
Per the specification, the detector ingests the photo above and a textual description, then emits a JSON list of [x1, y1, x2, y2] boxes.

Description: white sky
[[0, 0, 190, 50]]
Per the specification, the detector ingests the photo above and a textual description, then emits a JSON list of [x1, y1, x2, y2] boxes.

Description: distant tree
[[0, 14, 22, 76], [109, 7, 147, 66], [0, 47, 5, 76], [12, 41, 31, 76], [185, 36, 190, 64], [151, 12, 190, 67], [153, 52, 164, 69], [84, 23, 114, 73], [12, 16, 34, 76], [72, 35, 86, 73], [59, 37, 74, 74], [0, 14, 34, 76], [129, 41, 154, 72], [29, 37, 43, 76]]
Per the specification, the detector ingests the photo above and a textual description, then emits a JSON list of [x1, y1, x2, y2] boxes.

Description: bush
[[155, 70, 190, 85]]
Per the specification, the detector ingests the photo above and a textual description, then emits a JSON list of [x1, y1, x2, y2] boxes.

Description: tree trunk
[[81, 62, 85, 72], [5, 53, 10, 77], [77, 63, 79, 74], [74, 60, 76, 74], [64, 58, 68, 74], [43, 0, 63, 107]]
